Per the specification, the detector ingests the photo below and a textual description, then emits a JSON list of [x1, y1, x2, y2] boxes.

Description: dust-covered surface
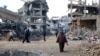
[[0, 35, 94, 56], [77, 41, 100, 56]]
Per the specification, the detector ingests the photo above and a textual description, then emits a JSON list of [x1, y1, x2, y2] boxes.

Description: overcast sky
[[0, 0, 99, 18]]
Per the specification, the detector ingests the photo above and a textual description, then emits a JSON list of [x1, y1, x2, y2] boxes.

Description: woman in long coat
[[56, 31, 68, 52]]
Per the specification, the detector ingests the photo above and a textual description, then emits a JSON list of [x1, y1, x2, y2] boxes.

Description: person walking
[[56, 31, 68, 52], [55, 30, 58, 37], [8, 30, 16, 41], [23, 27, 30, 43], [43, 31, 46, 41]]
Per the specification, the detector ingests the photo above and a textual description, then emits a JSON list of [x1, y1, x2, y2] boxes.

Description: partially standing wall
[[96, 15, 100, 36]]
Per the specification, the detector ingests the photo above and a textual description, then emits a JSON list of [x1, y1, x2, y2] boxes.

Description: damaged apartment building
[[19, 0, 49, 32], [68, 0, 100, 36]]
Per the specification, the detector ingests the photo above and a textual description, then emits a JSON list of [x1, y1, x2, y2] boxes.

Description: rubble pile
[[79, 41, 100, 56]]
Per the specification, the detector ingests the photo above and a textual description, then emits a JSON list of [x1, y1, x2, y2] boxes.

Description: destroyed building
[[0, 6, 25, 39], [19, 0, 49, 31], [68, 0, 100, 36], [0, 7, 21, 21], [47, 16, 70, 34], [0, 6, 22, 30]]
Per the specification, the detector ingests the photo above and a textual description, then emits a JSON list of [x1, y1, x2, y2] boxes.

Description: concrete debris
[[78, 41, 100, 56]]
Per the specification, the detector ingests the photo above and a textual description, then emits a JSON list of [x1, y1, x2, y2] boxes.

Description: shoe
[[60, 50, 64, 52]]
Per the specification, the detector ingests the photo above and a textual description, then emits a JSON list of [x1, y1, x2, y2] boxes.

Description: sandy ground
[[0, 35, 83, 56]]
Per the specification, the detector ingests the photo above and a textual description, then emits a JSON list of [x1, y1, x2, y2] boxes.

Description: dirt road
[[0, 36, 82, 56]]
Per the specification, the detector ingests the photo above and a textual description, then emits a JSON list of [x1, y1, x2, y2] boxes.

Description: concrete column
[[96, 16, 100, 36], [40, 1, 46, 41]]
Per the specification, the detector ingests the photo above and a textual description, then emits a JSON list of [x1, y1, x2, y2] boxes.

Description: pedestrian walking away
[[56, 31, 68, 52]]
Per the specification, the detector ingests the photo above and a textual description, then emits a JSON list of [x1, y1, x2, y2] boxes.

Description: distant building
[[17, 0, 49, 40], [68, 0, 100, 36], [47, 16, 70, 34], [19, 0, 49, 31], [0, 7, 21, 22]]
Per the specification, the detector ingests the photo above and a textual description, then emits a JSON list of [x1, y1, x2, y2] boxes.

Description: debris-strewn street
[[0, 35, 83, 56]]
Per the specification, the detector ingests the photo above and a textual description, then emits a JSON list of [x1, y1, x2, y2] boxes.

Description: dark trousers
[[23, 36, 30, 43], [59, 42, 65, 52], [43, 35, 46, 41], [8, 36, 14, 41]]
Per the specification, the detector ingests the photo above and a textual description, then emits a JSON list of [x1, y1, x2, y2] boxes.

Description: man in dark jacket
[[55, 30, 58, 37], [56, 31, 68, 52], [23, 28, 30, 43]]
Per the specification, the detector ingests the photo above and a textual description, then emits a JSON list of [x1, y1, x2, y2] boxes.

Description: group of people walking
[[8, 27, 68, 52], [8, 27, 30, 43], [8, 27, 47, 43]]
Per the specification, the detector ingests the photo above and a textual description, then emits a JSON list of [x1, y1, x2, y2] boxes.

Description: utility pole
[[99, 0, 100, 14], [69, 0, 73, 32], [84, 0, 86, 16], [77, 0, 82, 37], [70, 0, 73, 21], [99, 0, 100, 6]]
